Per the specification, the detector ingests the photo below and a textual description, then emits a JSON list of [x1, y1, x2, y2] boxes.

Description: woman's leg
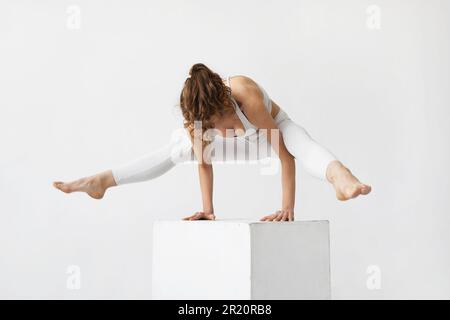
[[53, 170, 116, 199], [278, 118, 336, 180], [277, 118, 371, 200], [111, 138, 193, 185], [53, 130, 194, 199]]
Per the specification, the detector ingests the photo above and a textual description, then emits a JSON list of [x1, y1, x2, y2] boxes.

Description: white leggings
[[111, 110, 337, 185]]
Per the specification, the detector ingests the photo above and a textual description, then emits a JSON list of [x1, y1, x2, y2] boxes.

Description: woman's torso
[[225, 76, 283, 139]]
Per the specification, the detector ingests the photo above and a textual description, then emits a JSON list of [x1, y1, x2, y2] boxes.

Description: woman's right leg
[[112, 137, 193, 185], [53, 130, 194, 198]]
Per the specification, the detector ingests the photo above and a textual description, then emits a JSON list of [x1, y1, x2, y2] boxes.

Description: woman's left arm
[[236, 80, 296, 222]]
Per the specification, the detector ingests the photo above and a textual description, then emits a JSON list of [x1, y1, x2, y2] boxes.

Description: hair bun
[[189, 63, 210, 77]]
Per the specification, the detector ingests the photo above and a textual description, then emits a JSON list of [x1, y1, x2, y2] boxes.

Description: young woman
[[54, 63, 371, 221]]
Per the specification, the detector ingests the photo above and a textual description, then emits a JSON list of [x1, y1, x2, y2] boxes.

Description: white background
[[1, 0, 449, 299]]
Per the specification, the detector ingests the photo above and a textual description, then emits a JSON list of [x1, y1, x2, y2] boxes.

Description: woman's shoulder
[[229, 75, 257, 86], [229, 75, 263, 99]]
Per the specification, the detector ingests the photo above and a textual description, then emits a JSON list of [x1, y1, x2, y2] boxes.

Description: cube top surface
[[153, 219, 328, 225]]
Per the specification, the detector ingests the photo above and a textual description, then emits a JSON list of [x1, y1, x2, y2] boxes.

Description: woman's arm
[[198, 163, 214, 215], [233, 77, 296, 221], [183, 129, 216, 221]]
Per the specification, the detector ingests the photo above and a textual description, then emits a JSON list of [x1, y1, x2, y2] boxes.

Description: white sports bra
[[225, 76, 273, 139]]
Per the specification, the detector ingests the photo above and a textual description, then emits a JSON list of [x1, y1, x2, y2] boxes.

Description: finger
[[188, 212, 203, 221], [269, 213, 279, 221], [274, 213, 284, 221], [262, 214, 275, 222], [288, 212, 294, 221], [282, 212, 289, 221], [260, 214, 272, 221], [204, 213, 216, 220], [183, 213, 197, 220]]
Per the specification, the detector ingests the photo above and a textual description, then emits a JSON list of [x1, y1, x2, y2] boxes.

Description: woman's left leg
[[277, 117, 371, 200]]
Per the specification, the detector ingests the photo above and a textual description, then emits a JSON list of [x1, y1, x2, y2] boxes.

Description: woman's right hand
[[183, 211, 216, 221]]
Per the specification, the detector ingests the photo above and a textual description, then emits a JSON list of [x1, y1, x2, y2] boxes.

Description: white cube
[[152, 220, 330, 300]]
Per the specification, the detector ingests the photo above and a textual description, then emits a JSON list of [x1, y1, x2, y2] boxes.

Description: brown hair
[[179, 63, 235, 145]]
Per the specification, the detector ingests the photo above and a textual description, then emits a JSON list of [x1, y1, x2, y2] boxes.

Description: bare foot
[[53, 171, 116, 199], [326, 161, 372, 201]]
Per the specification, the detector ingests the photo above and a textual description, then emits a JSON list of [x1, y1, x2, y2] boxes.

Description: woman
[[53, 63, 371, 221]]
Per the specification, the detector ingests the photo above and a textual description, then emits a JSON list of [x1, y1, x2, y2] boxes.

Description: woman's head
[[180, 63, 235, 142]]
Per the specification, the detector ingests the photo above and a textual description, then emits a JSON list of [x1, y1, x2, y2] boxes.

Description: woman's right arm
[[183, 130, 216, 221], [198, 163, 214, 215]]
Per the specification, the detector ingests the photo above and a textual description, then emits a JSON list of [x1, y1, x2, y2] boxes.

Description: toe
[[341, 187, 354, 200], [60, 184, 71, 193], [341, 184, 361, 200], [53, 181, 62, 188], [360, 184, 372, 195], [53, 182, 71, 193]]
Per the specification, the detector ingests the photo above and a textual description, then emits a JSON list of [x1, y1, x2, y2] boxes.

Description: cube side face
[[250, 221, 331, 300], [152, 221, 252, 300]]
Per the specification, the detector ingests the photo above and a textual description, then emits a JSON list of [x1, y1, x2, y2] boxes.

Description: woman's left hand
[[260, 209, 294, 222]]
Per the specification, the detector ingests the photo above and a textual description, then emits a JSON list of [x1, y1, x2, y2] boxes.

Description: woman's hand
[[183, 211, 216, 221], [260, 209, 294, 222]]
